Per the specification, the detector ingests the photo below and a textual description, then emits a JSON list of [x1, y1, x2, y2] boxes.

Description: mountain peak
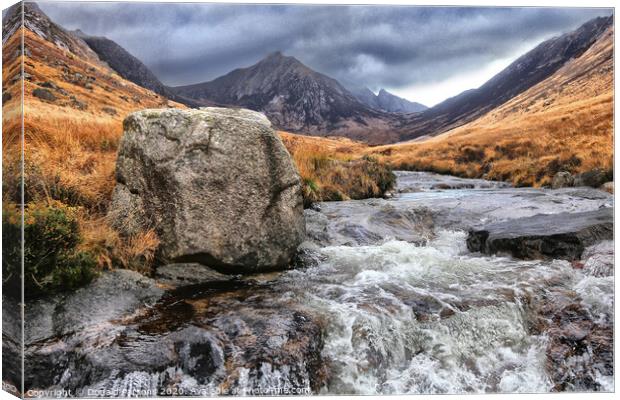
[[266, 50, 285, 59], [2, 1, 102, 62], [259, 50, 302, 67]]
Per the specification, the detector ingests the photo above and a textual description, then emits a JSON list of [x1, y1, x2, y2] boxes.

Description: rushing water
[[271, 172, 614, 394], [280, 233, 613, 394], [13, 172, 614, 396]]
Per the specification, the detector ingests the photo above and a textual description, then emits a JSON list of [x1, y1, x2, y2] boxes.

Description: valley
[[1, 1, 615, 397]]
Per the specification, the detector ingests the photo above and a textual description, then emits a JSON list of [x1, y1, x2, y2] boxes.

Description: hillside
[[370, 25, 614, 187], [3, 3, 395, 275], [396, 15, 613, 141], [2, 3, 186, 272], [73, 29, 201, 107]]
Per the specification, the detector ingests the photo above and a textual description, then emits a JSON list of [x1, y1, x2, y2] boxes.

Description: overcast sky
[[38, 2, 612, 106]]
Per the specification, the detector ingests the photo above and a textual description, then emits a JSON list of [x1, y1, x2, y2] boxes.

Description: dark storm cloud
[[38, 2, 612, 90]]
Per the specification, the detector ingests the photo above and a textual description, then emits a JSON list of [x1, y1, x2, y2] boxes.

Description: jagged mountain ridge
[[376, 89, 427, 113], [3, 2, 101, 63], [370, 23, 613, 187], [6, 2, 613, 145], [350, 86, 427, 113]]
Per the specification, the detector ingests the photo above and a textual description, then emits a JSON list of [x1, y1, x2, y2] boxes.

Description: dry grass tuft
[[279, 132, 395, 206]]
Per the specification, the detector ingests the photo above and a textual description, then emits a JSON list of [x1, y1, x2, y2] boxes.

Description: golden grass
[[1, 29, 183, 274], [5, 21, 612, 283], [4, 28, 396, 275]]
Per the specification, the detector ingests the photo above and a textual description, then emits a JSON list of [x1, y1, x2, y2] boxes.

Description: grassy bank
[[279, 132, 396, 207]]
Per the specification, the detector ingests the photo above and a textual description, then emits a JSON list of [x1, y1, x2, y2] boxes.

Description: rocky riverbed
[[4, 171, 614, 396]]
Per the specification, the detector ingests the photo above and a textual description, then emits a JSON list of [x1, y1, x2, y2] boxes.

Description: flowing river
[[6, 172, 614, 396]]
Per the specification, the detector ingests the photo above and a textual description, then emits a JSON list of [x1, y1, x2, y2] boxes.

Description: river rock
[[600, 181, 613, 194], [581, 240, 614, 277], [573, 169, 608, 188], [155, 263, 233, 288], [466, 208, 613, 260], [32, 87, 56, 102], [109, 107, 305, 274], [23, 278, 326, 396], [551, 171, 574, 189]]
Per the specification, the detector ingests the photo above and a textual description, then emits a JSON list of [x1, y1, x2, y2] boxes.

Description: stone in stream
[[600, 181, 613, 194], [551, 171, 574, 189], [528, 284, 613, 391], [581, 240, 614, 277], [108, 107, 305, 274], [573, 168, 609, 188], [466, 208, 613, 260], [155, 263, 234, 288]]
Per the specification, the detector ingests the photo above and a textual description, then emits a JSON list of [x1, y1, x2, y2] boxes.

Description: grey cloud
[[38, 1, 612, 91]]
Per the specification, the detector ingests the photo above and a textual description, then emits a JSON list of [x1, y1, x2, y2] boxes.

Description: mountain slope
[[170, 51, 403, 142], [74, 30, 167, 95], [376, 89, 427, 113], [397, 15, 613, 141], [371, 24, 613, 187], [2, 1, 186, 211], [73, 30, 202, 107]]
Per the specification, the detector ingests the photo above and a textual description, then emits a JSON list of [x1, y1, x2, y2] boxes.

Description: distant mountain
[[170, 52, 402, 141], [73, 30, 201, 107], [349, 86, 380, 109], [350, 87, 427, 113], [377, 89, 427, 113], [398, 15, 613, 140], [372, 22, 613, 187], [8, 3, 610, 145]]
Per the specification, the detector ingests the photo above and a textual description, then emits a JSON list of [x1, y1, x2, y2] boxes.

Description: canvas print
[[1, 0, 614, 397]]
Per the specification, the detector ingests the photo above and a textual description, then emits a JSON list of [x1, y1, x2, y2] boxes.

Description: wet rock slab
[[23, 270, 326, 396], [304, 201, 435, 247], [155, 263, 234, 288], [527, 282, 613, 392], [467, 208, 613, 260]]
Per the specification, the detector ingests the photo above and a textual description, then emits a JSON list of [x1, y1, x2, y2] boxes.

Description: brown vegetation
[[3, 29, 179, 276], [3, 28, 396, 279], [279, 132, 395, 207]]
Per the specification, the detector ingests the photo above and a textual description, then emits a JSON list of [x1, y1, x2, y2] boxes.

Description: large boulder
[[109, 107, 305, 274]]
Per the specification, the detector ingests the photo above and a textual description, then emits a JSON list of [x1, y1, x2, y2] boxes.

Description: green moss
[[2, 201, 97, 298]]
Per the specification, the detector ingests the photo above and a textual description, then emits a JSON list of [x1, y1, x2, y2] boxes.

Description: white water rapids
[[278, 229, 613, 394]]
